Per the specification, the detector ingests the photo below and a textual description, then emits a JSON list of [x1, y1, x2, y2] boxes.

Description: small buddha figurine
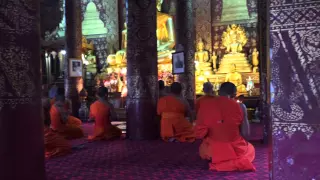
[[225, 64, 247, 94], [195, 39, 209, 62], [252, 48, 259, 73], [121, 23, 127, 49], [246, 76, 254, 96], [85, 50, 97, 75], [121, 76, 128, 97], [212, 51, 217, 72], [213, 77, 220, 93]]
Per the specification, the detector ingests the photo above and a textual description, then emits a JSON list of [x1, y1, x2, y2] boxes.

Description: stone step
[[221, 57, 248, 61], [220, 62, 250, 65], [218, 68, 252, 73], [220, 65, 250, 68]]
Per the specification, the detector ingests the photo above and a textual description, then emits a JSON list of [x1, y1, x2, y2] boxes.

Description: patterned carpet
[[47, 124, 268, 180]]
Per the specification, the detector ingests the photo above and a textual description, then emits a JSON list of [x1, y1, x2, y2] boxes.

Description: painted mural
[[270, 0, 320, 179]]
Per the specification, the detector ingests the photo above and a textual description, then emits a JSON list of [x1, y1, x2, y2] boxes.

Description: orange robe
[[50, 105, 84, 139], [50, 98, 82, 127], [195, 96, 256, 171], [44, 127, 71, 159], [157, 95, 195, 142], [195, 95, 215, 113], [88, 100, 122, 141]]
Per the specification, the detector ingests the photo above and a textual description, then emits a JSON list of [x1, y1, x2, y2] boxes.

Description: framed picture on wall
[[69, 59, 83, 77], [172, 51, 185, 74]]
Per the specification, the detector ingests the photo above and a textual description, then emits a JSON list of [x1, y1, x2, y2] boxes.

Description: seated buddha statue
[[225, 64, 247, 95], [82, 37, 97, 75], [194, 39, 212, 81], [195, 39, 209, 62], [109, 0, 175, 67], [85, 50, 97, 74]]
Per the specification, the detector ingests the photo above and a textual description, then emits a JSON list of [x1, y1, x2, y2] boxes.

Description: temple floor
[[46, 123, 268, 180]]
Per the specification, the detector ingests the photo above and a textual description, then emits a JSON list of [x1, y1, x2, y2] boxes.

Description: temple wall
[[193, 0, 212, 54], [270, 1, 320, 179], [211, 0, 258, 57]]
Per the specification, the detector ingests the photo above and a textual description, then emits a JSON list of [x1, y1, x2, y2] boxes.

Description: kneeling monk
[[50, 88, 82, 127], [88, 87, 122, 141], [195, 82, 215, 113], [43, 98, 71, 159], [157, 82, 195, 142], [195, 82, 255, 171], [50, 95, 84, 139]]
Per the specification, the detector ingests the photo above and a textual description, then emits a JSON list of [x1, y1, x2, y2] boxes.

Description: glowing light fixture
[[60, 50, 66, 55]]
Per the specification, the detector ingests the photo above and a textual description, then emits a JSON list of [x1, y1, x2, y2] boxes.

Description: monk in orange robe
[[195, 82, 215, 113], [159, 80, 167, 98], [195, 82, 255, 171], [42, 98, 71, 159], [50, 95, 84, 139], [50, 88, 82, 127], [88, 87, 122, 141], [157, 82, 195, 142]]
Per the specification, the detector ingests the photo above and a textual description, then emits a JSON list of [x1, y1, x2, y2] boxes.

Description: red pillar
[[0, 0, 46, 179]]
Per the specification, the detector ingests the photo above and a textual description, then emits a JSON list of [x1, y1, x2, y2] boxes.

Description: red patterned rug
[[71, 122, 263, 147], [48, 139, 268, 179]]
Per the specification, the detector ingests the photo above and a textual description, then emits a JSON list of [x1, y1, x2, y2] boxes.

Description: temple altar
[[97, 0, 175, 96], [195, 24, 260, 96]]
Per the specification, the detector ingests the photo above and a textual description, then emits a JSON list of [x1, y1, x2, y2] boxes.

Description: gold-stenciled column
[[0, 0, 46, 179], [175, 0, 196, 108], [126, 0, 159, 140], [65, 0, 83, 116]]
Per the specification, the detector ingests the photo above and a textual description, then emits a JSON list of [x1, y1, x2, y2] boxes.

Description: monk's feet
[[168, 137, 178, 142]]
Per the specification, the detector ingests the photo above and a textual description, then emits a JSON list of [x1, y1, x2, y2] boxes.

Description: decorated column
[[0, 0, 46, 179], [175, 0, 195, 108], [258, 0, 270, 144], [65, 0, 83, 116], [126, 0, 159, 140], [270, 1, 320, 179]]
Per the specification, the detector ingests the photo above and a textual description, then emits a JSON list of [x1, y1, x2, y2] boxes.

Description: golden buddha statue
[[212, 51, 217, 72], [194, 39, 214, 94], [122, 23, 127, 49], [82, 37, 97, 75], [218, 24, 251, 73], [252, 48, 259, 73], [156, 0, 175, 56], [225, 64, 247, 94], [82, 36, 94, 50], [108, 0, 175, 68], [196, 70, 206, 94], [222, 24, 247, 54], [85, 50, 97, 74], [195, 39, 209, 62]]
